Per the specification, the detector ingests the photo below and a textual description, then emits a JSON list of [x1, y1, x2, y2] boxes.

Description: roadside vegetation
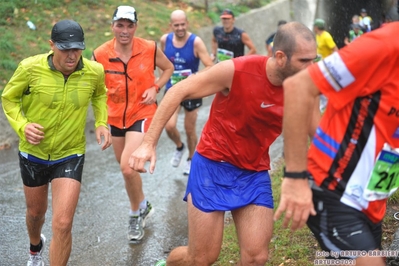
[[0, 0, 273, 93]]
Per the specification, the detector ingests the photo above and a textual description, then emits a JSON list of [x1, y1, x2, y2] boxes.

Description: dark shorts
[[181, 99, 202, 112], [110, 119, 151, 136], [164, 89, 202, 112], [19, 153, 85, 187], [183, 152, 273, 212], [307, 182, 382, 259]]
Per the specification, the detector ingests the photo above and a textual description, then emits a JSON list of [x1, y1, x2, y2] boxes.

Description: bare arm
[[160, 34, 167, 52], [154, 46, 174, 88], [194, 36, 214, 70], [141, 45, 173, 104], [129, 60, 234, 173], [157, 34, 169, 78], [241, 32, 256, 55], [211, 35, 218, 61], [274, 68, 320, 231], [283, 68, 320, 171], [309, 95, 321, 137]]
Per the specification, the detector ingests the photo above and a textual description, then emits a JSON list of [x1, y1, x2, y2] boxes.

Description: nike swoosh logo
[[261, 102, 275, 108]]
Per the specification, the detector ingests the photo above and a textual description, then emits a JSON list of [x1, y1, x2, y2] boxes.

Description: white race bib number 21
[[363, 144, 399, 201]]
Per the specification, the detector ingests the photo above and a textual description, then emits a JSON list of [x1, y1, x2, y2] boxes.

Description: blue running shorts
[[183, 152, 274, 212]]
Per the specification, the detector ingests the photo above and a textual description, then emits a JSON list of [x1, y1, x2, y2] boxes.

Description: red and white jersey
[[196, 55, 283, 171], [307, 22, 399, 223]]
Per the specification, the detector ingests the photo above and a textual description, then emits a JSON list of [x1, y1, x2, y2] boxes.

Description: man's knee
[[26, 203, 47, 220], [168, 245, 220, 265], [241, 248, 269, 265], [120, 166, 140, 179], [191, 252, 219, 266], [165, 123, 176, 132], [165, 121, 180, 139], [165, 113, 178, 132], [26, 210, 46, 222], [185, 128, 197, 139], [52, 216, 74, 235], [184, 119, 197, 136]]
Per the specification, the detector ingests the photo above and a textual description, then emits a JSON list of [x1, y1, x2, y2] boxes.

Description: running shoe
[[170, 144, 185, 167], [183, 159, 191, 176], [154, 259, 166, 266], [140, 201, 154, 228], [128, 215, 144, 243], [27, 234, 46, 266]]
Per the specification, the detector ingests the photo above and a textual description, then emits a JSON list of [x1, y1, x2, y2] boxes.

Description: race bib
[[171, 69, 192, 86], [363, 143, 399, 201], [216, 48, 234, 62]]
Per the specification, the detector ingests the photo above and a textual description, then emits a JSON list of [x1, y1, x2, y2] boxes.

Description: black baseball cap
[[51, 20, 85, 50], [220, 9, 234, 19]]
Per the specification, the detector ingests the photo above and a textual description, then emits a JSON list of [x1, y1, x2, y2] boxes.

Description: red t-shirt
[[307, 22, 399, 223], [196, 55, 283, 171]]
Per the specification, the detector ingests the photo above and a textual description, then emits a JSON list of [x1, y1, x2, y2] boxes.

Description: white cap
[[112, 6, 138, 23]]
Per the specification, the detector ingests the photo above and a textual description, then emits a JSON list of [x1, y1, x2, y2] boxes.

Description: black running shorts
[[110, 119, 150, 136], [181, 98, 202, 112], [19, 153, 85, 187], [307, 181, 382, 259]]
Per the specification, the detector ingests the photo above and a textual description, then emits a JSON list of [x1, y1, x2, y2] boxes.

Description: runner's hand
[[274, 178, 316, 231], [129, 142, 157, 174], [96, 125, 112, 150], [24, 123, 44, 145], [140, 87, 157, 105]]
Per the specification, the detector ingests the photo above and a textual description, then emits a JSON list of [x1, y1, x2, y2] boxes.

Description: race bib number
[[171, 69, 192, 86], [216, 48, 234, 62], [363, 144, 399, 201]]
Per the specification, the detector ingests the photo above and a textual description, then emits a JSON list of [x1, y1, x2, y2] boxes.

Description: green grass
[[388, 190, 399, 204], [0, 0, 215, 91], [0, 0, 279, 91]]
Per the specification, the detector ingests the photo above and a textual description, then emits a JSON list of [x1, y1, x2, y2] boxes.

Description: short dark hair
[[273, 22, 315, 59], [220, 9, 234, 18], [277, 20, 287, 26]]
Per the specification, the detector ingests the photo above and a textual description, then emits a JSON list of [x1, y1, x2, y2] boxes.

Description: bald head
[[170, 10, 187, 22], [272, 21, 315, 59], [169, 9, 190, 39]]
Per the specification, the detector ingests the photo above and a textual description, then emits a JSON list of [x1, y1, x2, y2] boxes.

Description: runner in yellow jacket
[[1, 19, 111, 266]]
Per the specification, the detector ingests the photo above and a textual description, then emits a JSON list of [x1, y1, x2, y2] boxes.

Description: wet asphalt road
[[0, 95, 283, 266]]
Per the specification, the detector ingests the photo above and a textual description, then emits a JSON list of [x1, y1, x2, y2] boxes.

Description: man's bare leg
[[49, 178, 81, 266], [167, 194, 224, 265]]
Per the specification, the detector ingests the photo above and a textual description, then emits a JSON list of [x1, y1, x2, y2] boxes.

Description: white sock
[[129, 209, 140, 216], [139, 199, 147, 210]]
